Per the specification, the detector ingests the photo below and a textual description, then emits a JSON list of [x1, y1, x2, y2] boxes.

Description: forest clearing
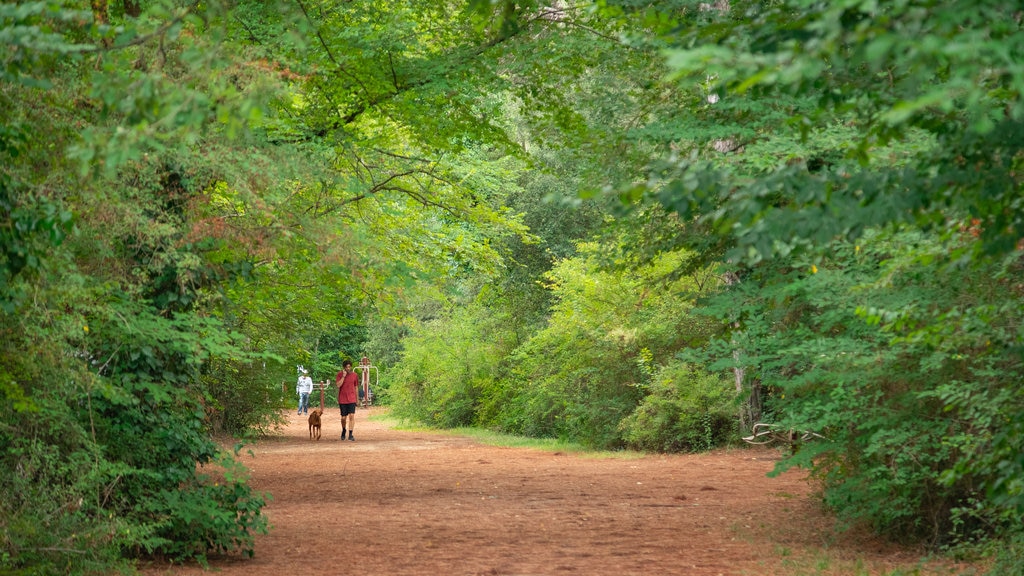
[[140, 410, 979, 576]]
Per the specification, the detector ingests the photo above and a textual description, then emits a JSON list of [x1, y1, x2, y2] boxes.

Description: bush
[[141, 452, 267, 561], [686, 229, 1024, 549], [390, 301, 508, 428], [620, 362, 735, 452], [987, 529, 1024, 576], [201, 360, 289, 437], [0, 428, 130, 575]]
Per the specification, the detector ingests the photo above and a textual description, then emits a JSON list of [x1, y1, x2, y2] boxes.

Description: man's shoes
[[348, 434, 355, 441]]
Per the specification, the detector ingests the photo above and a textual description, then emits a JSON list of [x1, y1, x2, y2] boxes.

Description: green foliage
[[595, 0, 1024, 554], [1, 1, 282, 571], [0, 362, 269, 572], [8, 0, 1022, 567], [681, 227, 1024, 546], [986, 528, 1024, 576], [498, 240, 715, 448], [390, 297, 510, 428], [620, 361, 734, 452], [0, 1, 91, 88], [140, 451, 267, 561], [0, 401, 124, 574], [392, 230, 727, 451], [200, 359, 289, 437], [648, 0, 1023, 264]]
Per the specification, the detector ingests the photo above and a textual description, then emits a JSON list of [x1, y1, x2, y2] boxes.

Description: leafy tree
[[645, 0, 1022, 263], [625, 0, 1024, 556], [5, 1, 552, 569], [1, 1, 283, 570]]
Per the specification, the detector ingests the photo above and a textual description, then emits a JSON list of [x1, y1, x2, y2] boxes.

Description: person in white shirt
[[296, 369, 313, 415]]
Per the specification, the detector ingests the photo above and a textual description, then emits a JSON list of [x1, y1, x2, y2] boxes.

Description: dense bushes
[[620, 361, 734, 452], [390, 299, 512, 428], [988, 530, 1024, 576], [686, 229, 1024, 549], [1, 9, 273, 566], [201, 360, 289, 437], [0, 333, 269, 574], [391, 241, 731, 451], [644, 0, 1024, 557]]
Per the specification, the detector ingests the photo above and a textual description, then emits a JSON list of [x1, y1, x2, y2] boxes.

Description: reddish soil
[[141, 408, 978, 576]]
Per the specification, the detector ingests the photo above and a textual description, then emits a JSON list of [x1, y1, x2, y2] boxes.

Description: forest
[[1, 0, 1022, 574]]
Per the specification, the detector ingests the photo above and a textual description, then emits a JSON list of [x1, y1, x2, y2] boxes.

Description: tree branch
[[314, 14, 525, 136]]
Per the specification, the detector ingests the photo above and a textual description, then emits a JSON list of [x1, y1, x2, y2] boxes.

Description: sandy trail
[[140, 408, 959, 576]]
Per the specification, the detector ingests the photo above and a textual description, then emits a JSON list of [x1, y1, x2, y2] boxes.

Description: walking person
[[336, 360, 359, 441], [296, 369, 313, 415]]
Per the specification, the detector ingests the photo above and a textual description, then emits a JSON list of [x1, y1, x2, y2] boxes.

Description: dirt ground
[[140, 408, 979, 576]]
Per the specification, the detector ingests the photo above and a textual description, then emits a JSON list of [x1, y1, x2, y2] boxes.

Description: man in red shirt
[[336, 360, 360, 441]]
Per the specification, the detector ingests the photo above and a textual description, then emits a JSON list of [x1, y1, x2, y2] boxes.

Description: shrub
[[200, 360, 289, 437], [620, 362, 735, 452], [390, 301, 508, 428], [987, 528, 1024, 576]]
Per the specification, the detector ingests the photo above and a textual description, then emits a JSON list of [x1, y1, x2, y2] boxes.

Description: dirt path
[[141, 409, 969, 576]]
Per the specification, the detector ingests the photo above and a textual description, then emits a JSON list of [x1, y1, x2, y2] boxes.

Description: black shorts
[[339, 403, 357, 416]]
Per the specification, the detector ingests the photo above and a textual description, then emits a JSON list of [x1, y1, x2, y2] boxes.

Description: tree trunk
[[722, 270, 756, 433]]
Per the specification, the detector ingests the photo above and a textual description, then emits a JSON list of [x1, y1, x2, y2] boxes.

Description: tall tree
[[633, 0, 1024, 549]]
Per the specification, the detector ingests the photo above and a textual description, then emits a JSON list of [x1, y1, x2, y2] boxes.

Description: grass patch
[[767, 551, 981, 576], [446, 427, 644, 459], [368, 408, 642, 458]]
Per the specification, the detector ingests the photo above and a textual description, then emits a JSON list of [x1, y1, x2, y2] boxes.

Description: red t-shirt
[[336, 370, 359, 404]]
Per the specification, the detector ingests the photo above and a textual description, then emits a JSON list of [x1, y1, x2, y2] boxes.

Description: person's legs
[[338, 404, 356, 440], [298, 393, 308, 414], [340, 404, 356, 439]]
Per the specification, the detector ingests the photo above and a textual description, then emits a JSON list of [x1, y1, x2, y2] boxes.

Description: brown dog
[[308, 408, 323, 440]]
